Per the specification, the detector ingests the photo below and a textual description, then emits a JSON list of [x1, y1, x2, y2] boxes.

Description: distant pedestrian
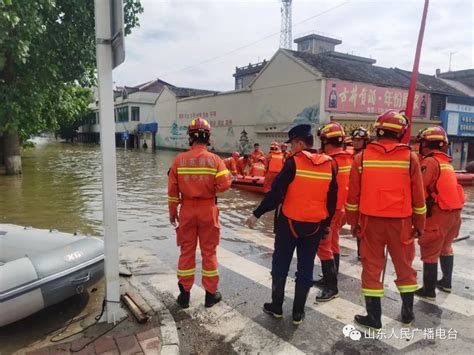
[[142, 140, 148, 149]]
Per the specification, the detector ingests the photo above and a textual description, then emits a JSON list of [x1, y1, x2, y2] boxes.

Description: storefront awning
[[137, 122, 158, 133]]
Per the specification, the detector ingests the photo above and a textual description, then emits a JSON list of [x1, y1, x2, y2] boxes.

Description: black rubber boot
[[313, 260, 331, 288], [205, 291, 222, 308], [263, 277, 286, 319], [437, 255, 453, 293], [177, 283, 190, 309], [400, 292, 415, 326], [415, 263, 437, 300], [292, 283, 310, 325], [334, 253, 340, 274], [354, 296, 382, 330], [315, 260, 339, 302]]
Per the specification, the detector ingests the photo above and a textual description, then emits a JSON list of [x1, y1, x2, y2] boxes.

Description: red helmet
[[419, 126, 449, 146], [317, 122, 345, 142], [350, 127, 370, 139], [188, 117, 211, 135], [231, 151, 240, 159], [270, 141, 280, 150], [373, 110, 408, 135], [281, 143, 288, 150]]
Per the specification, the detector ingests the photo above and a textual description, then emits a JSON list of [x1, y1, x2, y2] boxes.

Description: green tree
[[0, 0, 143, 175]]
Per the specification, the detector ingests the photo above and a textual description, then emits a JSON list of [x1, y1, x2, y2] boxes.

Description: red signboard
[[325, 80, 429, 117]]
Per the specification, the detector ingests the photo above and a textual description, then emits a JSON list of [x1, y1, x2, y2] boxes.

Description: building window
[[300, 41, 310, 51], [96, 112, 100, 125], [236, 77, 244, 89], [115, 106, 129, 123], [131, 106, 140, 121], [430, 94, 445, 120]]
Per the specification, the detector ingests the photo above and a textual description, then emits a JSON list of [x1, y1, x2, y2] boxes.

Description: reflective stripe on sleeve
[[413, 205, 427, 215], [345, 202, 359, 211]]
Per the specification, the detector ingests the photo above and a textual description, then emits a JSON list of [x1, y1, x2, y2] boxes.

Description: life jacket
[[360, 142, 412, 218], [267, 151, 284, 173], [426, 152, 465, 210], [329, 150, 353, 210], [249, 162, 266, 177], [282, 151, 333, 223], [223, 157, 237, 175], [250, 150, 266, 164]]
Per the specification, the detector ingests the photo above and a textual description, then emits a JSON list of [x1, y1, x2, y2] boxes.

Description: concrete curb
[[126, 276, 180, 354]]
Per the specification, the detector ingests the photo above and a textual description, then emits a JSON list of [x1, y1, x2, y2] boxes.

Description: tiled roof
[[168, 86, 218, 98], [287, 49, 465, 95]]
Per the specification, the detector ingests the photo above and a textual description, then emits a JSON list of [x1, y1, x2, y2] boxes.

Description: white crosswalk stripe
[[337, 234, 474, 280], [145, 255, 304, 355], [234, 227, 474, 317], [218, 244, 424, 350]]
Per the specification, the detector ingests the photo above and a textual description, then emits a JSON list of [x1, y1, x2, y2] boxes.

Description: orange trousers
[[317, 209, 345, 260], [176, 200, 220, 293], [418, 206, 461, 263], [263, 172, 278, 193], [359, 215, 418, 297]]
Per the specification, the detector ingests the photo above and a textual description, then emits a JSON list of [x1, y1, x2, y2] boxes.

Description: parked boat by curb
[[0, 224, 104, 327]]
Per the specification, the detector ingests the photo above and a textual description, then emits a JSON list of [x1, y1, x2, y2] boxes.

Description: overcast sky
[[113, 0, 473, 92]]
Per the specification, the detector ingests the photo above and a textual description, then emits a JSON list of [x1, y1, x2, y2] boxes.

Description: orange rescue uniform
[[249, 161, 266, 177], [317, 147, 353, 260], [346, 140, 426, 297], [236, 157, 251, 176], [418, 152, 464, 263], [264, 151, 284, 192], [168, 145, 232, 293], [250, 149, 266, 164], [223, 157, 238, 176]]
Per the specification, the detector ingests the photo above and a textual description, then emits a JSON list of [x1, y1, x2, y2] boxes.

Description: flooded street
[[1, 141, 473, 354]]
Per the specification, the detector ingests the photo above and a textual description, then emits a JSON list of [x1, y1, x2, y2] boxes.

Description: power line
[[158, 1, 350, 79]]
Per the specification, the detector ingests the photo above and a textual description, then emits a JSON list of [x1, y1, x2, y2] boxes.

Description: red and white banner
[[325, 80, 429, 117]]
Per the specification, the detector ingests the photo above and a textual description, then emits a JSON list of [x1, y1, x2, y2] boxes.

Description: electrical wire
[[157, 1, 350, 79]]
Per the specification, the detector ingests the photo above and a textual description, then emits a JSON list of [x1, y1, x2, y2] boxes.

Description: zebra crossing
[[133, 206, 473, 354]]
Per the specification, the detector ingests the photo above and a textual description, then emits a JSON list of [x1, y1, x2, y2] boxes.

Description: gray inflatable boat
[[0, 224, 104, 327]]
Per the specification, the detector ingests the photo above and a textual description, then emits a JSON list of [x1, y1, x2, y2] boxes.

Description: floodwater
[[0, 140, 472, 353]]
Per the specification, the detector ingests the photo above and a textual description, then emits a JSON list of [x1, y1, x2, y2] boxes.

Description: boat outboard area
[[0, 224, 104, 327]]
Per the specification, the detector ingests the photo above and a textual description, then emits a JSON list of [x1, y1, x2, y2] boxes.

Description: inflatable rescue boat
[[0, 224, 104, 327], [231, 175, 265, 194], [456, 171, 474, 187]]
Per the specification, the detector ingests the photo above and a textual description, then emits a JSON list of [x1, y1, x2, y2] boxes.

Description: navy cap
[[285, 124, 313, 143]]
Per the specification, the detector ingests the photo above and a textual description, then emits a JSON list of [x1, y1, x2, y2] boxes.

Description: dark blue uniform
[[253, 149, 338, 287]]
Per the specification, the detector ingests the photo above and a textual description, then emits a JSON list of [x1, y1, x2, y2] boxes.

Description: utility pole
[[94, 0, 126, 323], [280, 0, 293, 49]]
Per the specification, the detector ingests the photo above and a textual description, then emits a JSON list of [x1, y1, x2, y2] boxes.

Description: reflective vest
[[249, 162, 266, 177], [267, 152, 284, 173], [360, 142, 412, 217], [282, 151, 333, 222], [330, 151, 353, 210], [428, 152, 465, 210], [223, 157, 237, 175]]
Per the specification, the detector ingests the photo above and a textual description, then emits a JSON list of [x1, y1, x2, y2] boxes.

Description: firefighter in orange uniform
[[250, 143, 266, 164], [350, 127, 371, 155], [415, 126, 464, 300], [343, 136, 355, 155], [245, 124, 338, 325], [223, 151, 240, 177], [349, 126, 371, 259], [237, 154, 251, 176], [346, 110, 426, 329], [264, 142, 284, 192], [249, 157, 266, 177], [313, 122, 353, 302], [168, 118, 232, 308]]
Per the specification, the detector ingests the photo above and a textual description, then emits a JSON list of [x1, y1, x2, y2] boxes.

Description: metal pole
[[402, 0, 429, 144], [94, 0, 123, 323]]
